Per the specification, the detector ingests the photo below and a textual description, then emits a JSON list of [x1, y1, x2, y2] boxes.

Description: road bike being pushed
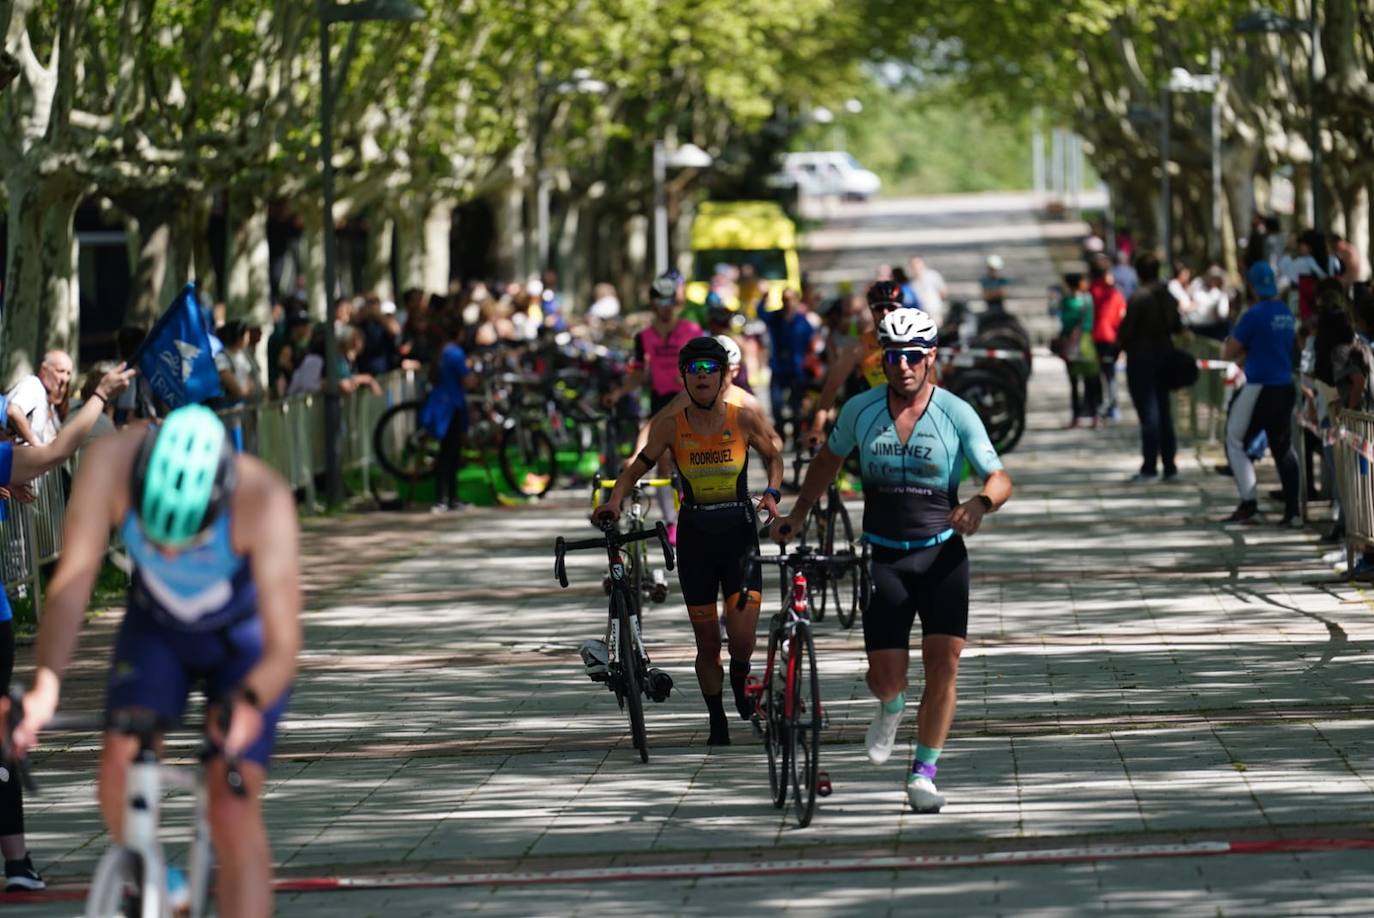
[[590, 476, 677, 608], [556, 519, 676, 763], [2, 692, 248, 918], [738, 541, 854, 827]]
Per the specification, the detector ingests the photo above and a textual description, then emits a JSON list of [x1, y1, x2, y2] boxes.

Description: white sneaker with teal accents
[[864, 700, 904, 764]]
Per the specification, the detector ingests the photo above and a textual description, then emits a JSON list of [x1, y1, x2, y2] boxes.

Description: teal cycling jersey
[[827, 385, 1003, 549]]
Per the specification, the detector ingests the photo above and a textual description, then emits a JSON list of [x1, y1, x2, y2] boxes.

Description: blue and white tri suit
[[827, 385, 1003, 648], [107, 508, 287, 767]]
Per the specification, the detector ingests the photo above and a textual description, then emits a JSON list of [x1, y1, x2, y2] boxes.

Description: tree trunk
[[2, 166, 85, 384], [362, 214, 394, 302], [420, 199, 453, 297], [125, 209, 170, 326], [394, 200, 425, 293], [225, 189, 271, 326], [298, 215, 329, 321]]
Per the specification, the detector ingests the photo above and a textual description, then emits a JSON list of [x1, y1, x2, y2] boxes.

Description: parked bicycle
[[556, 518, 676, 763], [738, 540, 845, 827], [372, 372, 557, 499], [2, 692, 245, 918]]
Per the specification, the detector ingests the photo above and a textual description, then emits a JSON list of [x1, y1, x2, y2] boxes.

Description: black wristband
[[976, 494, 994, 513], [91, 392, 107, 406]]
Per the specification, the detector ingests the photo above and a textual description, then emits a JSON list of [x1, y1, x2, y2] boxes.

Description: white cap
[[986, 254, 1004, 271], [380, 300, 397, 315]]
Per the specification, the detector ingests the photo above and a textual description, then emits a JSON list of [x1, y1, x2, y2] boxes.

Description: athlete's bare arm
[[9, 364, 135, 485], [11, 430, 138, 752], [809, 340, 861, 439], [237, 458, 303, 711]]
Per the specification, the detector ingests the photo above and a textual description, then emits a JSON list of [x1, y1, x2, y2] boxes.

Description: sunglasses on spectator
[[883, 348, 932, 366], [683, 359, 722, 375], [872, 301, 901, 314]]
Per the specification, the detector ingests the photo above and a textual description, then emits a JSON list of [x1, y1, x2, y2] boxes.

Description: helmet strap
[[682, 371, 721, 411]]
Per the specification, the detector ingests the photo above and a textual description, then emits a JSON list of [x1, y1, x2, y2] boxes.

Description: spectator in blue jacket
[[760, 288, 816, 441]]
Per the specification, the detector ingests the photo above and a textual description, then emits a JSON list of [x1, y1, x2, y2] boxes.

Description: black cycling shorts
[[675, 506, 762, 606], [865, 536, 969, 651]]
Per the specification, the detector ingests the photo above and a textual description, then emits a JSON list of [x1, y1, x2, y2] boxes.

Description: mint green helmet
[[132, 405, 236, 547]]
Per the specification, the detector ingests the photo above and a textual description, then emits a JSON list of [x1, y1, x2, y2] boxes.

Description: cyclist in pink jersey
[[605, 273, 703, 537]]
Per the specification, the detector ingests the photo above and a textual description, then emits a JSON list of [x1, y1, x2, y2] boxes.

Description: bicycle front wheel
[[499, 425, 558, 497], [372, 401, 439, 482], [788, 622, 821, 827], [763, 625, 789, 809], [617, 594, 649, 763], [85, 847, 158, 918]]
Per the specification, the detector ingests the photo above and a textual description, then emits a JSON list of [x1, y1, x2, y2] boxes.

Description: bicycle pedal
[[743, 676, 764, 698], [816, 771, 833, 797]]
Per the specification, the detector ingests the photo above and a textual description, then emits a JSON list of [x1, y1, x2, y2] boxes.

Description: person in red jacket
[[1090, 254, 1128, 421]]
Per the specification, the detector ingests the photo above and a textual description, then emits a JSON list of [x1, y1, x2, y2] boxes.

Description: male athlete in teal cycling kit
[[12, 404, 302, 917], [773, 305, 1013, 813]]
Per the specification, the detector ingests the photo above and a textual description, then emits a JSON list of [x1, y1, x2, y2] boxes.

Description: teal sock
[[915, 744, 941, 765], [882, 693, 905, 715]]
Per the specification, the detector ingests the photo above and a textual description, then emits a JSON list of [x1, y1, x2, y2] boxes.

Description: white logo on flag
[[174, 340, 201, 382]]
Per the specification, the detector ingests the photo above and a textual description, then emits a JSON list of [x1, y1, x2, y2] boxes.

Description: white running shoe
[[906, 774, 946, 813], [864, 700, 904, 764]]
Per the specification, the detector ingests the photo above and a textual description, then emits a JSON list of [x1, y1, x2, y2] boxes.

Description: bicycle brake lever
[[554, 537, 569, 588], [654, 521, 676, 571]]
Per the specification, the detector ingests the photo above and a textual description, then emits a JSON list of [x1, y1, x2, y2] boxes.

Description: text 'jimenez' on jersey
[[827, 386, 1003, 549]]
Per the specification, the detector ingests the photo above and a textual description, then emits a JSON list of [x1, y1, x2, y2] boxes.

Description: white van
[[777, 151, 882, 200]]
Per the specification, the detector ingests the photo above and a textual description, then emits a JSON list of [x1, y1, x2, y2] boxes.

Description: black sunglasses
[[883, 348, 931, 366]]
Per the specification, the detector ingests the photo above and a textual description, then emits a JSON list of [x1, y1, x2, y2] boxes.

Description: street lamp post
[[652, 142, 714, 276], [318, 0, 423, 507], [1236, 8, 1322, 231]]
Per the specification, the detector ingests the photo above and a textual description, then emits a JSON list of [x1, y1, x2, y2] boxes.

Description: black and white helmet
[[877, 308, 939, 350]]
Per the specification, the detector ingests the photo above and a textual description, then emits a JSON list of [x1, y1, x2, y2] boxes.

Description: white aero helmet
[[877, 308, 939, 350], [714, 334, 742, 368]]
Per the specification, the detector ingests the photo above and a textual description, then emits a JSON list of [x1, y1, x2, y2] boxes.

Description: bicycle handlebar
[[554, 519, 675, 588], [736, 545, 864, 609], [2, 687, 246, 797]]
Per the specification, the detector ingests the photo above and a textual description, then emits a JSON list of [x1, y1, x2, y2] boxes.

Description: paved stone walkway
[[7, 196, 1374, 916]]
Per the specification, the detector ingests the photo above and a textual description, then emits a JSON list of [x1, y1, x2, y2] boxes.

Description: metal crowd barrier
[[1177, 335, 1238, 443], [1303, 397, 1374, 578], [1, 369, 422, 621]]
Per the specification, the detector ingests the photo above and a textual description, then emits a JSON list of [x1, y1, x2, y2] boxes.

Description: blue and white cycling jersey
[[827, 385, 1003, 549], [121, 509, 257, 632]]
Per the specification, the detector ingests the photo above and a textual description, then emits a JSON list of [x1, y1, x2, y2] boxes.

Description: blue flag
[[134, 283, 223, 411]]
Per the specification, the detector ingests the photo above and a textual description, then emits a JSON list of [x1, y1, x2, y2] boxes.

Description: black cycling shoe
[[707, 722, 731, 746], [1224, 500, 1259, 524]]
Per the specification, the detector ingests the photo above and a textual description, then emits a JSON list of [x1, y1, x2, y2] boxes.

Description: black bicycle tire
[[499, 426, 559, 496], [833, 501, 860, 630], [947, 370, 1026, 454], [372, 401, 438, 482], [805, 505, 829, 621], [763, 623, 788, 809], [789, 621, 821, 827], [617, 594, 649, 763]]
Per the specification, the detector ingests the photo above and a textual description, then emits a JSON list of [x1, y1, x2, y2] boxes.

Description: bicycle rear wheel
[[499, 425, 558, 496], [788, 622, 821, 827], [372, 401, 439, 482], [763, 624, 789, 809], [831, 501, 860, 631], [617, 594, 649, 763], [801, 505, 829, 622]]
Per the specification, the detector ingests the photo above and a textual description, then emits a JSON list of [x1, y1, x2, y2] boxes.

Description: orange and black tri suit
[[668, 403, 762, 606]]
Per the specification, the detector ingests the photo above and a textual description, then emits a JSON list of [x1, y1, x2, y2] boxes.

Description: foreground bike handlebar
[[554, 518, 676, 588], [2, 687, 246, 797]]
